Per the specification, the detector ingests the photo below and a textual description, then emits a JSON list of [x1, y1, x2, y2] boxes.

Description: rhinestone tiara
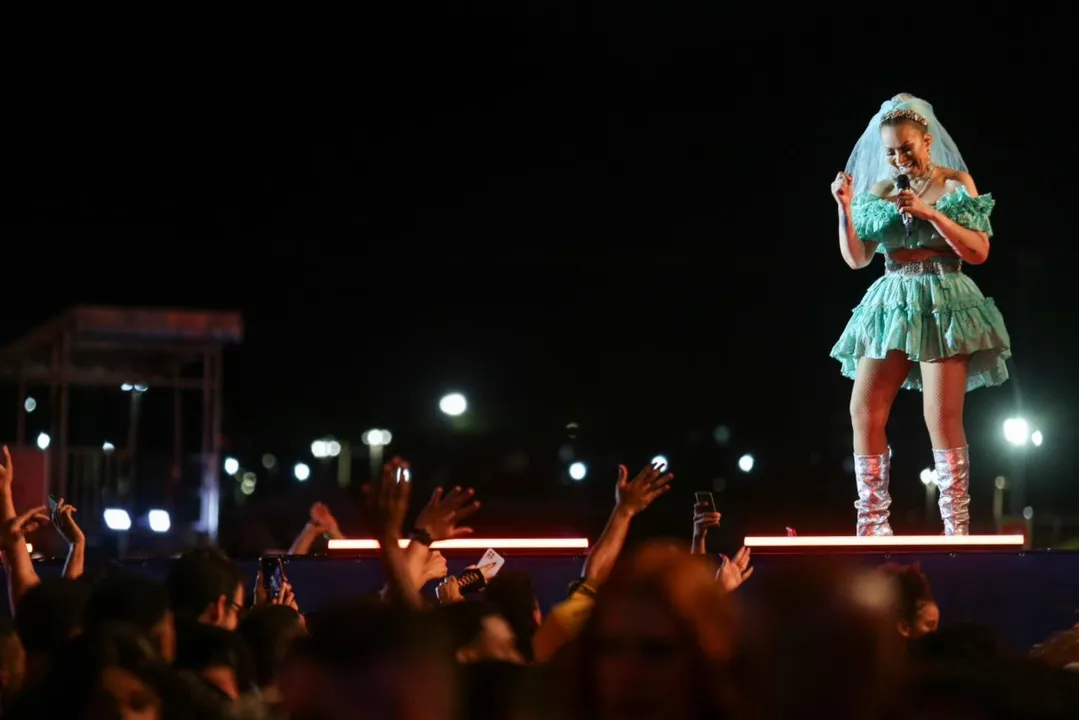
[[880, 108, 928, 128]]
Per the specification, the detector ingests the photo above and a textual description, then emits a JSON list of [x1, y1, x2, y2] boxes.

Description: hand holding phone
[[693, 492, 721, 537], [455, 567, 488, 595], [260, 556, 286, 600], [476, 548, 505, 579]]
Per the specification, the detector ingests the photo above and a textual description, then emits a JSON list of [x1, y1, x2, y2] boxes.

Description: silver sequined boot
[[854, 452, 894, 536], [934, 446, 971, 535]]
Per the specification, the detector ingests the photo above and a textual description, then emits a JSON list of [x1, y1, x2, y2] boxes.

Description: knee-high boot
[[934, 446, 971, 535], [854, 452, 893, 536]]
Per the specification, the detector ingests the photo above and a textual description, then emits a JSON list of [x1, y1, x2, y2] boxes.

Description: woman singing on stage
[[830, 94, 1011, 537]]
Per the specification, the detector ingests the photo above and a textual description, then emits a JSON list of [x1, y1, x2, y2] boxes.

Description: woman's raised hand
[[831, 172, 854, 207]]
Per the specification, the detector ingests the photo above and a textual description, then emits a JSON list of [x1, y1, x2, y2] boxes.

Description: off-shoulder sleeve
[[936, 187, 995, 237], [851, 193, 897, 242]]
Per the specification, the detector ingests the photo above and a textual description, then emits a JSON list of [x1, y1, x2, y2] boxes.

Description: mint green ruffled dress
[[830, 187, 1011, 392]]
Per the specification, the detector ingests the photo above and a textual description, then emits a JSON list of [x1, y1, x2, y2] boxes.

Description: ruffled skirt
[[830, 270, 1011, 392]]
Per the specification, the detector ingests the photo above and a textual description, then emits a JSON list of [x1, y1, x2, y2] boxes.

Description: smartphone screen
[[261, 556, 286, 597], [47, 494, 59, 513], [695, 491, 717, 514]]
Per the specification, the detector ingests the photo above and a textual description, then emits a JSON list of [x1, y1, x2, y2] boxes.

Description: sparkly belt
[[884, 256, 962, 276]]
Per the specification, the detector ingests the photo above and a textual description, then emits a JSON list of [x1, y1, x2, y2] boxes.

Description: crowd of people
[[1, 449, 1078, 719]]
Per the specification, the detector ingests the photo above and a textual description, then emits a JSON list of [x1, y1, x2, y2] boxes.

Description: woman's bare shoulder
[[939, 168, 979, 196], [869, 179, 895, 198]]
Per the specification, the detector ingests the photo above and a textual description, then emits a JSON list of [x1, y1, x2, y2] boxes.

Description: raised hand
[[51, 498, 85, 545], [414, 486, 480, 542], [0, 446, 14, 493], [435, 575, 464, 605], [716, 546, 754, 592], [274, 580, 300, 613], [0, 506, 51, 547], [308, 502, 341, 537], [832, 172, 854, 207], [362, 457, 412, 541], [615, 463, 673, 518], [420, 550, 449, 584], [692, 501, 721, 539]]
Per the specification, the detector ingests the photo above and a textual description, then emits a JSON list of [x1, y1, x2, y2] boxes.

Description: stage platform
[[743, 534, 1027, 553], [736, 535, 1073, 653], [15, 534, 1075, 653]]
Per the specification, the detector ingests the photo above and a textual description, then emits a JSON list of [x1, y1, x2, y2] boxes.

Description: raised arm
[[365, 458, 423, 610], [582, 463, 672, 585], [833, 172, 877, 269], [0, 448, 42, 610]]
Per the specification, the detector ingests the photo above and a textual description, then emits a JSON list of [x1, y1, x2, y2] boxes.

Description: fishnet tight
[[850, 351, 969, 454], [920, 356, 969, 449]]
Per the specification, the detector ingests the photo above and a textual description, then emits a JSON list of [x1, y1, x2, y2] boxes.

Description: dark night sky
[[4, 9, 1078, 546]]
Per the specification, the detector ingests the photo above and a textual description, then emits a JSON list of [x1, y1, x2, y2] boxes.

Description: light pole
[[362, 429, 392, 481], [1003, 417, 1042, 516], [919, 468, 937, 524], [993, 475, 1006, 531]]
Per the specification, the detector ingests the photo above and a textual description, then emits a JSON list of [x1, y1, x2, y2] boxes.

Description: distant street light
[[148, 510, 171, 533], [439, 393, 468, 417], [312, 437, 344, 459], [103, 508, 131, 532]]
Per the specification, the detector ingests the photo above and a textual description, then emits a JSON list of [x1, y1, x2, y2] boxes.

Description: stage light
[[1031, 430, 1043, 447], [919, 468, 937, 485], [1003, 418, 1029, 446], [738, 454, 754, 472], [103, 509, 132, 531], [148, 510, 170, 533], [294, 463, 311, 482], [568, 461, 587, 481], [328, 537, 590, 551], [224, 457, 240, 475], [651, 455, 669, 470], [102, 441, 115, 454], [36, 433, 50, 450], [311, 440, 328, 458], [23, 397, 36, 413]]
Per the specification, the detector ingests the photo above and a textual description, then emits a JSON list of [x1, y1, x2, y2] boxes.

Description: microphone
[[895, 174, 913, 237]]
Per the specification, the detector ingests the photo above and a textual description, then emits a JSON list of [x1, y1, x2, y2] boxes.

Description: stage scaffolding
[[0, 306, 242, 542]]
